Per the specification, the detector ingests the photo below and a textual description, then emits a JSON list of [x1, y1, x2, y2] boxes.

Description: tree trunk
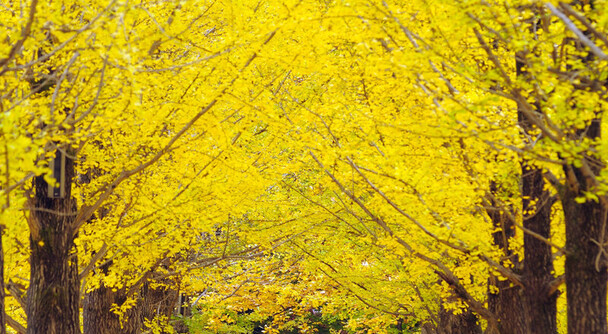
[[83, 284, 142, 334], [83, 277, 179, 334], [486, 278, 524, 334], [485, 165, 557, 334], [514, 46, 558, 334], [561, 119, 607, 334], [173, 293, 191, 333], [562, 188, 607, 334], [27, 159, 80, 334], [520, 162, 557, 334], [485, 182, 525, 334], [482, 46, 559, 334], [139, 281, 180, 333], [437, 302, 482, 334], [560, 2, 607, 332]]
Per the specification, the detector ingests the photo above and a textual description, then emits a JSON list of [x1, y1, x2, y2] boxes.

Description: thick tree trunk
[[485, 163, 557, 334], [561, 118, 607, 334], [559, 3, 607, 332], [482, 48, 558, 334], [486, 278, 524, 334], [83, 278, 179, 334], [140, 281, 180, 333], [437, 302, 481, 334], [514, 49, 557, 334], [421, 322, 437, 334], [520, 163, 557, 334], [563, 190, 607, 334], [27, 160, 80, 334], [83, 284, 142, 334]]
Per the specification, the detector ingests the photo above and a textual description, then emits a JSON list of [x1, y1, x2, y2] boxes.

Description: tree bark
[[517, 85, 557, 334], [437, 302, 482, 334], [83, 284, 142, 334], [557, 2, 607, 331], [27, 156, 80, 334], [139, 281, 180, 333], [485, 167, 557, 334], [485, 182, 525, 334], [562, 185, 607, 334], [514, 46, 558, 334], [520, 162, 557, 334], [561, 118, 607, 334], [83, 277, 180, 334], [486, 277, 524, 334]]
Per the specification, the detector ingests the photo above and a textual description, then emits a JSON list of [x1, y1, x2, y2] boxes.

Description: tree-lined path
[[1, 0, 608, 333]]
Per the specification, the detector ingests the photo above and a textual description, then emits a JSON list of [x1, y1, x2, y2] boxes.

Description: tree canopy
[[1, 0, 608, 333]]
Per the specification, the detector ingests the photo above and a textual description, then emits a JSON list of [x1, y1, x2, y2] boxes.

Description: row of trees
[[1, 0, 608, 333]]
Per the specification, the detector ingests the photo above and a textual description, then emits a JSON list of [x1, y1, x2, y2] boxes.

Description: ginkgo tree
[[0, 0, 305, 333], [3, 0, 608, 333], [397, 1, 608, 333], [239, 0, 608, 333]]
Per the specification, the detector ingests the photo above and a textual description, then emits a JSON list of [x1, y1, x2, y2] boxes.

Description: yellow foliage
[[3, 0, 608, 333]]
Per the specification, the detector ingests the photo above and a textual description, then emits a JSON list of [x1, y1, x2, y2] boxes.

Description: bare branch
[[79, 242, 109, 280], [546, 2, 608, 60], [558, 3, 608, 48], [7, 280, 26, 311], [6, 314, 26, 334], [548, 274, 565, 295]]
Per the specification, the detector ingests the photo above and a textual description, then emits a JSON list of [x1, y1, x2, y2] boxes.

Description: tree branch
[[546, 2, 608, 60], [0, 0, 38, 69], [6, 314, 26, 334]]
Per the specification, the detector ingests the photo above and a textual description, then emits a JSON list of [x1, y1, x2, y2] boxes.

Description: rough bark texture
[[140, 282, 180, 333], [436, 303, 482, 334], [421, 322, 437, 334], [433, 271, 482, 334], [555, 2, 607, 329], [561, 119, 607, 334], [513, 49, 558, 334], [563, 186, 607, 334], [27, 157, 80, 334], [83, 278, 180, 334], [83, 284, 142, 334], [520, 162, 557, 334], [485, 170, 557, 334], [486, 278, 524, 334]]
